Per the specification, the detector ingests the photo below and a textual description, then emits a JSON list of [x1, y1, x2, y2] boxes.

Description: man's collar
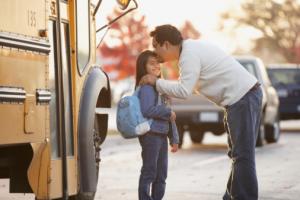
[[179, 43, 183, 55]]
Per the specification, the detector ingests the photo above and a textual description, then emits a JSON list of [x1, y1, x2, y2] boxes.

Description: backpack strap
[[133, 86, 141, 96], [134, 85, 161, 106], [157, 93, 162, 106]]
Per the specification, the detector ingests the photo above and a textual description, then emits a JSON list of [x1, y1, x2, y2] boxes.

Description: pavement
[[1, 107, 300, 200], [95, 128, 300, 200]]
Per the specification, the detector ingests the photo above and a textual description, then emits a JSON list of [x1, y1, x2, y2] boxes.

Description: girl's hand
[[171, 144, 179, 153], [170, 111, 176, 121]]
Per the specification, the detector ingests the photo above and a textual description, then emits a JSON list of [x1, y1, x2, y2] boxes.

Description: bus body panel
[[48, 158, 77, 199], [27, 142, 50, 199], [0, 0, 112, 198], [0, 0, 47, 38], [0, 47, 48, 145]]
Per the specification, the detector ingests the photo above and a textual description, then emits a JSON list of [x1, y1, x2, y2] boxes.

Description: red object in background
[[98, 9, 150, 81], [98, 10, 202, 81], [291, 46, 300, 63]]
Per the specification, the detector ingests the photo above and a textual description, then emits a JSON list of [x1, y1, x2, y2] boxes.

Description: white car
[[111, 76, 135, 104], [172, 56, 280, 147]]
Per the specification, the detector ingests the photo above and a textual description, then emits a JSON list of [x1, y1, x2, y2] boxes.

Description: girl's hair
[[135, 50, 159, 89]]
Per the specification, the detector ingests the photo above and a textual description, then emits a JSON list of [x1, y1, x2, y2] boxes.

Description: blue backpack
[[116, 87, 159, 139]]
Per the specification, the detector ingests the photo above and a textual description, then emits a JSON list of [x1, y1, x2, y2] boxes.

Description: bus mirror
[[117, 0, 131, 10], [96, 0, 138, 33]]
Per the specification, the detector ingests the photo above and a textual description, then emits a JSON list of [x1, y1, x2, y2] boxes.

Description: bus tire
[[76, 67, 110, 199]]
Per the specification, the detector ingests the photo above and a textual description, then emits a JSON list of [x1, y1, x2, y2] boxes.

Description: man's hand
[[170, 111, 176, 121], [139, 74, 157, 86], [171, 144, 179, 153]]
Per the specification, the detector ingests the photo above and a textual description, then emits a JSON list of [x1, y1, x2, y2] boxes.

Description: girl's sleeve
[[168, 121, 180, 145], [139, 85, 172, 121]]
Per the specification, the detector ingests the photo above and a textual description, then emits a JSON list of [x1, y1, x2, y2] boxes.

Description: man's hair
[[150, 24, 183, 46]]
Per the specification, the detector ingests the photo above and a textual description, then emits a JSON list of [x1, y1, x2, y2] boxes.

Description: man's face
[[152, 37, 169, 63]]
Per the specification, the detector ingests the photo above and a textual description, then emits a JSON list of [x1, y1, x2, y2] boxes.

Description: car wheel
[[213, 128, 225, 136], [256, 114, 265, 147], [265, 114, 280, 143], [189, 128, 205, 144]]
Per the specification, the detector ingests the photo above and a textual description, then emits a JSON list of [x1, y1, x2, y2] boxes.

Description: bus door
[[46, 0, 76, 199]]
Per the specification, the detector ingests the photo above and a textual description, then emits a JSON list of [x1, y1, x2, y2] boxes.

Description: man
[[140, 24, 262, 200]]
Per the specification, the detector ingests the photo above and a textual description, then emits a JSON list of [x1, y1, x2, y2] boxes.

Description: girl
[[135, 50, 179, 200]]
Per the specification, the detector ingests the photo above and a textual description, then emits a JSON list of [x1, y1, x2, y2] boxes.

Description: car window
[[238, 61, 258, 77], [257, 59, 272, 86], [267, 68, 300, 86]]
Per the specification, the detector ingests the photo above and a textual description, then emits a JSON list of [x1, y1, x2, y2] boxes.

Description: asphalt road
[[1, 119, 299, 200], [95, 123, 300, 200]]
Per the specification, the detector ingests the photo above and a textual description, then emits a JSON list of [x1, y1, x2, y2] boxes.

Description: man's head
[[150, 24, 183, 63]]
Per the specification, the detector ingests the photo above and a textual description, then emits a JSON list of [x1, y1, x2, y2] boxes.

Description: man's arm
[[156, 50, 201, 99]]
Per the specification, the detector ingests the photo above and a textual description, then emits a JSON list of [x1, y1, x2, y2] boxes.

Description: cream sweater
[[156, 39, 257, 107]]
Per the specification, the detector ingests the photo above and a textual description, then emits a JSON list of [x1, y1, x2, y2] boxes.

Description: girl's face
[[146, 56, 161, 77]]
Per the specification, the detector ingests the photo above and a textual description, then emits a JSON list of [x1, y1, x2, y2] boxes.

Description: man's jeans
[[138, 133, 168, 200], [223, 87, 263, 200]]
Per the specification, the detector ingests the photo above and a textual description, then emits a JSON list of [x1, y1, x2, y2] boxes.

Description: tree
[[99, 12, 202, 80], [220, 0, 300, 63], [98, 9, 150, 80], [181, 20, 201, 39]]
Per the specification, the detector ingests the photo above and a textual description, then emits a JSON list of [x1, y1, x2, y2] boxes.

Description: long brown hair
[[135, 50, 159, 89]]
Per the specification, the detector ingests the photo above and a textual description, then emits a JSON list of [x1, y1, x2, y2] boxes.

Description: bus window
[[49, 20, 60, 158], [76, 0, 90, 74], [49, 20, 74, 158]]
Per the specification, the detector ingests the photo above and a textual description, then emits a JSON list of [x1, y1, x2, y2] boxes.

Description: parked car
[[111, 76, 135, 104], [172, 56, 280, 147], [267, 64, 300, 120]]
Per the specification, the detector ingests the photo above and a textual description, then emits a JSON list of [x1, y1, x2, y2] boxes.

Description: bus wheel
[[93, 113, 102, 178], [77, 112, 103, 200]]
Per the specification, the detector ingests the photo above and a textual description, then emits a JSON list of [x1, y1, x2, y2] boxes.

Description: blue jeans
[[138, 132, 168, 200], [223, 87, 263, 200]]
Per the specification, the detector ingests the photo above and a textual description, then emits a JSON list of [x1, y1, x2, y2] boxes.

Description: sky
[[95, 0, 254, 54]]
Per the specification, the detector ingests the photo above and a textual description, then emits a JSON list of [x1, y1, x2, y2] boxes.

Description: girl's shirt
[[139, 84, 179, 144]]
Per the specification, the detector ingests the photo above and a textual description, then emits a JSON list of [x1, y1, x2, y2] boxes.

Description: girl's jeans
[[138, 132, 168, 200]]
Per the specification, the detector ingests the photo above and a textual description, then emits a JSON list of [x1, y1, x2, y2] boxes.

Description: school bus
[[0, 0, 138, 199]]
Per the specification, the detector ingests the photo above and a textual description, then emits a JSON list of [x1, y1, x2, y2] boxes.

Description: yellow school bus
[[0, 0, 137, 199]]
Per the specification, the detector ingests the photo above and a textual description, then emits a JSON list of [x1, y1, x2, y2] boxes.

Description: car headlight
[[277, 89, 288, 98]]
